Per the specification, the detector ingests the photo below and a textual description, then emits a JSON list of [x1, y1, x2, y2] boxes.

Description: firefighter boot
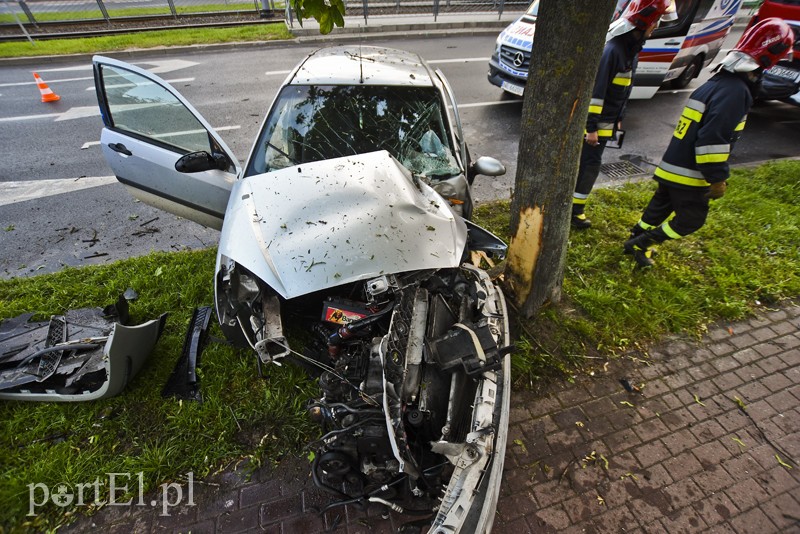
[[571, 213, 592, 229], [629, 223, 646, 239], [623, 232, 658, 268]]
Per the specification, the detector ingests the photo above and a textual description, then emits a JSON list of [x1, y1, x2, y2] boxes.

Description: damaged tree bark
[[504, 0, 617, 317]]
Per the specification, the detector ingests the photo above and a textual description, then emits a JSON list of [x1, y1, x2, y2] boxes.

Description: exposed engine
[[216, 260, 511, 527]]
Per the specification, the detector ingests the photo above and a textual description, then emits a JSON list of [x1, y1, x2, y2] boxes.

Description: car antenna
[[359, 43, 364, 84]]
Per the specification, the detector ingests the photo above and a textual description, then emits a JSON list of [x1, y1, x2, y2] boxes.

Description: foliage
[[288, 0, 345, 34]]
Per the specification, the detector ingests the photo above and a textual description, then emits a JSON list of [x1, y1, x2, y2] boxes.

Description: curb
[[1, 13, 752, 66], [0, 18, 512, 66]]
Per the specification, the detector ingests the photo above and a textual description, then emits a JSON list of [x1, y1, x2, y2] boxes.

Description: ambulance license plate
[[501, 81, 525, 96]]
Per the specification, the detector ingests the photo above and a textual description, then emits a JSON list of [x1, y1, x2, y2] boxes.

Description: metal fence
[[1, 0, 274, 25]]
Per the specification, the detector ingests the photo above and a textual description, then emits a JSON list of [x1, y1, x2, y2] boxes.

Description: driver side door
[[93, 56, 240, 230]]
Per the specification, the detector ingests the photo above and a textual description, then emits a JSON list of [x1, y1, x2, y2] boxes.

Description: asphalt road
[[1, 31, 799, 279]]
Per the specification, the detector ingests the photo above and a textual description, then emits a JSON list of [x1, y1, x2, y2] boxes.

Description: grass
[[0, 160, 798, 530], [474, 160, 800, 386], [0, 22, 292, 58], [0, 249, 318, 531]]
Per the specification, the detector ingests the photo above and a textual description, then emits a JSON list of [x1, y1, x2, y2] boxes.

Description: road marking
[[457, 100, 522, 109], [0, 76, 94, 87], [264, 57, 488, 76], [79, 125, 240, 149], [85, 77, 195, 90], [55, 106, 101, 122], [0, 61, 198, 88], [0, 112, 62, 122], [0, 176, 118, 207]]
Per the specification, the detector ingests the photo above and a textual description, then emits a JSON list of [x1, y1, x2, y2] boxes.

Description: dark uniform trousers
[[573, 140, 607, 216], [639, 182, 710, 238]]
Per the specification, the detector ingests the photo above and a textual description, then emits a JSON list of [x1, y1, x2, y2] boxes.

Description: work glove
[[705, 181, 727, 200]]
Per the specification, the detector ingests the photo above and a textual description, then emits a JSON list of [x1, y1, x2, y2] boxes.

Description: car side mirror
[[175, 151, 229, 173], [472, 156, 506, 177]]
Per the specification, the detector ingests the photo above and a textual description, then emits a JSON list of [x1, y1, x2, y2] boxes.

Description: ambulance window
[[692, 0, 716, 23], [652, 0, 697, 38]]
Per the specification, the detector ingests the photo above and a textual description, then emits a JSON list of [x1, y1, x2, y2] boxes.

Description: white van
[[487, 0, 744, 99]]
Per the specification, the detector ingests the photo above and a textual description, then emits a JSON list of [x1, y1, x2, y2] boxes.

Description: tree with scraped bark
[[288, 0, 618, 316], [504, 0, 618, 317]]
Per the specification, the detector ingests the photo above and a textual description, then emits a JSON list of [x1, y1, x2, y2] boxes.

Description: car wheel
[[671, 57, 703, 89]]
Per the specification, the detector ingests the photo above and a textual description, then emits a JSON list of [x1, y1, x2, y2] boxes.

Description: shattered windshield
[[246, 85, 461, 179]]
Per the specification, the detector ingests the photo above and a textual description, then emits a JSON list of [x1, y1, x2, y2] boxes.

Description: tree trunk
[[504, 0, 617, 317]]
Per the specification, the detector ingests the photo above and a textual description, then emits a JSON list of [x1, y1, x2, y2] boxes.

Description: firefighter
[[571, 0, 676, 229], [623, 18, 794, 268]]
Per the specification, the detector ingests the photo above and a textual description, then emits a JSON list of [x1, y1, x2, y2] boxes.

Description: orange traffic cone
[[33, 72, 60, 103]]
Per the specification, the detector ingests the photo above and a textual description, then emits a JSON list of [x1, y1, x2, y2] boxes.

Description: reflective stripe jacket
[[586, 34, 639, 138], [655, 71, 752, 190]]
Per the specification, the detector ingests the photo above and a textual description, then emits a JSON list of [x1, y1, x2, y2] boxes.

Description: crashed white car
[[92, 46, 511, 533]]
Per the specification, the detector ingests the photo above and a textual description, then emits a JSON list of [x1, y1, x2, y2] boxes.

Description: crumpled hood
[[216, 151, 467, 299]]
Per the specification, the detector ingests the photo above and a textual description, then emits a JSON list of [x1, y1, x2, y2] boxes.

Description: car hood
[[499, 17, 536, 50], [216, 151, 468, 299]]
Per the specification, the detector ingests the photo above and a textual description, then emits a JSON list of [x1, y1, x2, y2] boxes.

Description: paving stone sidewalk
[[65, 302, 800, 533]]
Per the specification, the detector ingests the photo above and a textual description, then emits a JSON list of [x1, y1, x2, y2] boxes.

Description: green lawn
[[0, 23, 293, 58]]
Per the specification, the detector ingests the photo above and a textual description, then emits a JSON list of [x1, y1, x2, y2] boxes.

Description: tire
[[671, 57, 703, 89]]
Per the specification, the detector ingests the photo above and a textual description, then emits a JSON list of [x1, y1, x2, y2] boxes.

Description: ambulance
[[488, 0, 744, 99]]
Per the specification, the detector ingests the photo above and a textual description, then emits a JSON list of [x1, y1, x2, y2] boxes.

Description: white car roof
[[289, 45, 436, 87]]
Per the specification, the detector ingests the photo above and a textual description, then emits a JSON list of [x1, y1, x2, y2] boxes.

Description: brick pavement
[[64, 302, 800, 533]]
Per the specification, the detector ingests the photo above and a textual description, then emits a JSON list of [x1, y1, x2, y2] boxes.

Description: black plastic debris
[[162, 306, 213, 402], [0, 296, 166, 401], [619, 378, 642, 394]]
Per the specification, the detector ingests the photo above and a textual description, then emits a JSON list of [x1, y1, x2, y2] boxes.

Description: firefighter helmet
[[607, 0, 677, 40], [719, 18, 795, 72]]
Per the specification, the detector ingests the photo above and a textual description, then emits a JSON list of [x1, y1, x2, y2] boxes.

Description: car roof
[[289, 45, 437, 87]]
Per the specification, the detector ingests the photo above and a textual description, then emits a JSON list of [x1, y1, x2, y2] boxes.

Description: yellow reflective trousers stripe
[[654, 166, 710, 187]]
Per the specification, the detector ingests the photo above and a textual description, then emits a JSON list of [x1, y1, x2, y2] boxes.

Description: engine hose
[[318, 465, 442, 517], [311, 454, 352, 501], [327, 302, 395, 346], [368, 497, 435, 516]]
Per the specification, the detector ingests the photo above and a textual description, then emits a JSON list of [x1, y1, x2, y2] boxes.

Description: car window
[[99, 64, 212, 154], [246, 85, 460, 179]]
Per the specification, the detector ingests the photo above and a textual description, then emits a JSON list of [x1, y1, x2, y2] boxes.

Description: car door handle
[[665, 40, 681, 46], [108, 143, 132, 156]]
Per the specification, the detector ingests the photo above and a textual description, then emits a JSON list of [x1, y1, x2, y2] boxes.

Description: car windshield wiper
[[267, 142, 299, 166]]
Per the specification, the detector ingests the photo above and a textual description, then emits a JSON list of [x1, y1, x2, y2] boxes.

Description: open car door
[[92, 55, 240, 230]]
